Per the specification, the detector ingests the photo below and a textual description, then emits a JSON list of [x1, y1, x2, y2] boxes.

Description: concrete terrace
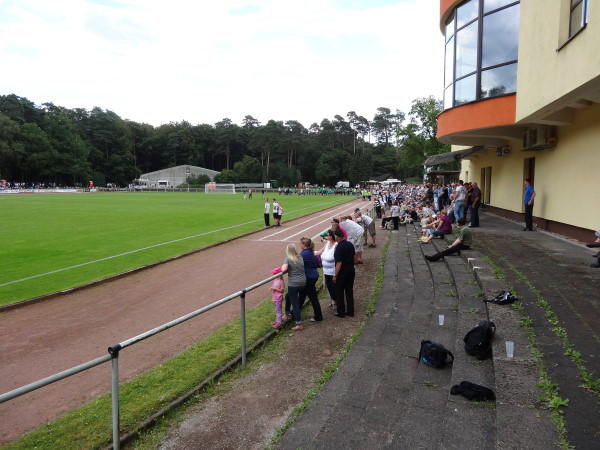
[[278, 212, 600, 449]]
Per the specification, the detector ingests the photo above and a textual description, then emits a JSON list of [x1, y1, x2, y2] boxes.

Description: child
[[269, 267, 285, 328]]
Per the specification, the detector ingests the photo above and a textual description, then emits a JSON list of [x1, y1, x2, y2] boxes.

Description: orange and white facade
[[435, 0, 599, 240]]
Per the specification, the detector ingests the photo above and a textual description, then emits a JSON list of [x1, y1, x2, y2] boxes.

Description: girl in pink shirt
[[270, 268, 285, 328]]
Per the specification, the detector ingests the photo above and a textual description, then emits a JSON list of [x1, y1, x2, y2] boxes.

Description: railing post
[[108, 344, 122, 450], [240, 290, 247, 367]]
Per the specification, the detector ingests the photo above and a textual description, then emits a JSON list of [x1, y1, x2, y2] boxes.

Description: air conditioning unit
[[496, 147, 511, 157], [523, 125, 557, 151]]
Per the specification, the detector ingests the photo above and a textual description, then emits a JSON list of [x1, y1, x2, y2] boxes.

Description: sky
[[0, 0, 444, 128]]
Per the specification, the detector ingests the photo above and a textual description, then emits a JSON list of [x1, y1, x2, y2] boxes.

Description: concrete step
[[279, 227, 505, 448]]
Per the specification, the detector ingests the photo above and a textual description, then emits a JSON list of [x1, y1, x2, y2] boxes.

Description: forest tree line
[[0, 94, 453, 187]]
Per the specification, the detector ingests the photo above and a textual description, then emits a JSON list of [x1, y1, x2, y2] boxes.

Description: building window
[[443, 0, 520, 110], [569, 0, 588, 37]]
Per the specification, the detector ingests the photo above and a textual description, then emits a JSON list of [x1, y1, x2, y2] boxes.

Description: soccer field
[[0, 192, 353, 305]]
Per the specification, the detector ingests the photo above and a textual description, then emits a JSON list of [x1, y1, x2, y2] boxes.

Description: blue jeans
[[454, 201, 466, 221], [284, 285, 303, 324]]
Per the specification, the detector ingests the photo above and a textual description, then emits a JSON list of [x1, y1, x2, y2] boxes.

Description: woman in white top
[[314, 229, 338, 308]]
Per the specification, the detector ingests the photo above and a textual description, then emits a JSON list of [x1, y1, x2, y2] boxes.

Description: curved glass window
[[482, 5, 519, 68], [443, 0, 520, 110], [445, 36, 455, 88], [445, 15, 455, 42], [480, 63, 517, 98], [483, 0, 514, 13], [455, 21, 478, 78], [455, 74, 477, 106], [457, 0, 479, 28]]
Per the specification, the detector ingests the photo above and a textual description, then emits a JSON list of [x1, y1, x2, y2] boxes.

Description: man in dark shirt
[[469, 182, 482, 227], [333, 229, 356, 318]]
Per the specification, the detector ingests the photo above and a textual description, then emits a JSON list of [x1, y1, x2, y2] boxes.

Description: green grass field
[[0, 192, 353, 305]]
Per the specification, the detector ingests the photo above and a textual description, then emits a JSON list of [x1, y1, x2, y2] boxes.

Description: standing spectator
[[331, 218, 347, 240], [333, 229, 355, 318], [342, 216, 365, 264], [273, 199, 282, 227], [374, 196, 383, 218], [315, 230, 338, 309], [390, 201, 401, 230], [269, 268, 285, 329], [453, 180, 468, 221], [281, 244, 306, 331], [298, 237, 323, 322], [355, 210, 376, 248], [263, 198, 271, 227], [469, 182, 482, 227], [523, 179, 536, 231]]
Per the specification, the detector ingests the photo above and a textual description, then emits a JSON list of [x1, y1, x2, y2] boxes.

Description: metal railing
[[0, 271, 284, 450]]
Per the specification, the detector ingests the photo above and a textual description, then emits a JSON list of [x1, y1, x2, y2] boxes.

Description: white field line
[[0, 199, 355, 288], [259, 202, 364, 242]]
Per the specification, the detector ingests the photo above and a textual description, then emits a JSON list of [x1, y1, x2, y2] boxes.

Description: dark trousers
[[469, 204, 480, 227], [392, 216, 399, 230], [264, 213, 270, 227], [335, 270, 355, 317], [430, 243, 470, 261], [324, 274, 336, 302], [284, 285, 303, 323], [299, 278, 323, 321], [525, 204, 534, 230]]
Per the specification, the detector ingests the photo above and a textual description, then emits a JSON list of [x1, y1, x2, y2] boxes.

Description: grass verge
[[4, 299, 276, 450]]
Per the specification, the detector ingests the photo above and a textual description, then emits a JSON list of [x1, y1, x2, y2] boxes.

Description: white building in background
[[137, 165, 219, 188]]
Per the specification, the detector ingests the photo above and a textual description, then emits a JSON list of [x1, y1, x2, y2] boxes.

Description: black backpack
[[463, 320, 496, 360], [419, 340, 454, 368]]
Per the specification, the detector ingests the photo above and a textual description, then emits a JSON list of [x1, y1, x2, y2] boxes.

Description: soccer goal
[[205, 182, 236, 194]]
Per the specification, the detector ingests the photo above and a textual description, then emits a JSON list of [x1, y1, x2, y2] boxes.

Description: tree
[[248, 120, 285, 180], [232, 155, 263, 182], [183, 173, 210, 187], [214, 169, 238, 183], [398, 97, 452, 178], [315, 149, 347, 186], [43, 109, 91, 185]]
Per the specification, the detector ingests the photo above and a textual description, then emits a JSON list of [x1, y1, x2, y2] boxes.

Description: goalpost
[[205, 182, 236, 194]]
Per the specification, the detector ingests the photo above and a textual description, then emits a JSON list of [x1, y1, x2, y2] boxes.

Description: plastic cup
[[438, 314, 445, 326], [506, 341, 514, 358]]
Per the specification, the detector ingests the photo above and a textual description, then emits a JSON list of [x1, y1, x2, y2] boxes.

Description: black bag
[[464, 320, 496, 360], [450, 381, 496, 401], [419, 340, 454, 368], [484, 290, 517, 305]]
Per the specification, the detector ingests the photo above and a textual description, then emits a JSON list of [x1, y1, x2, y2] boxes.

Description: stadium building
[[429, 0, 599, 241], [136, 165, 219, 188]]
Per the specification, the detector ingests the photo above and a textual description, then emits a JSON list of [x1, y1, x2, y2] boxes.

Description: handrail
[[0, 270, 286, 449], [1, 205, 375, 448]]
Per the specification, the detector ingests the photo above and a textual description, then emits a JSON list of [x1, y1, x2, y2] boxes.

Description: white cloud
[[0, 0, 444, 127]]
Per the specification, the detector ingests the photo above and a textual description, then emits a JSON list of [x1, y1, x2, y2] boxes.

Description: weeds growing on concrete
[[482, 254, 571, 449]]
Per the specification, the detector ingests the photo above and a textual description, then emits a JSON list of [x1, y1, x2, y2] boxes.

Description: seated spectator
[[420, 209, 452, 243], [587, 230, 600, 268], [425, 217, 472, 261]]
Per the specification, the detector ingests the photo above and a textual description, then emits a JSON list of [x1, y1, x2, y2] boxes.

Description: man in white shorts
[[354, 209, 376, 248]]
